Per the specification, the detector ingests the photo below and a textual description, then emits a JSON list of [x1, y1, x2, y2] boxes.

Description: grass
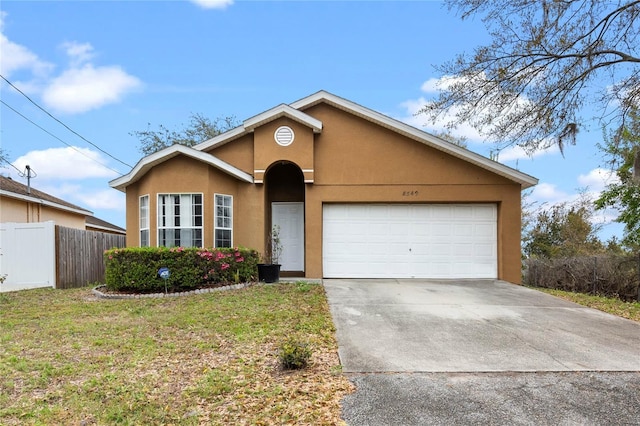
[[0, 282, 354, 425], [537, 288, 640, 322]]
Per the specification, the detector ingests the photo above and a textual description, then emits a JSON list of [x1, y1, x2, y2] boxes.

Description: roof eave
[[0, 189, 93, 216], [193, 106, 323, 153], [243, 104, 323, 133], [291, 90, 538, 190], [109, 145, 253, 192], [193, 126, 247, 152], [86, 223, 126, 234]]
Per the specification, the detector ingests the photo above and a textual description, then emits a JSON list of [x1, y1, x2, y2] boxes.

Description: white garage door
[[323, 204, 497, 279]]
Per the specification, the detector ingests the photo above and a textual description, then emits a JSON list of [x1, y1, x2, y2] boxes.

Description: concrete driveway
[[324, 279, 640, 425]]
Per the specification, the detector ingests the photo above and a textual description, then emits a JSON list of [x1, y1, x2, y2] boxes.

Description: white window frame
[[139, 194, 150, 247], [214, 193, 233, 248], [157, 193, 204, 248]]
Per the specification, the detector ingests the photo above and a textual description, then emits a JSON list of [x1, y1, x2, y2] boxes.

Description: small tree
[[131, 113, 238, 155], [596, 110, 640, 250], [524, 195, 605, 259], [432, 130, 468, 149], [264, 225, 283, 265]]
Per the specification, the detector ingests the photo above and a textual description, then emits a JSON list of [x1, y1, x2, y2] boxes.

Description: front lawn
[[0, 283, 353, 425], [537, 288, 640, 322]]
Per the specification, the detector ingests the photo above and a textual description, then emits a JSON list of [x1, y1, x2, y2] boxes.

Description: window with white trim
[[214, 194, 232, 248], [139, 195, 150, 247], [157, 193, 203, 247]]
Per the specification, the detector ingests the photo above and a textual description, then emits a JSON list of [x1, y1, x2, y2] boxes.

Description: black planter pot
[[257, 264, 281, 283]]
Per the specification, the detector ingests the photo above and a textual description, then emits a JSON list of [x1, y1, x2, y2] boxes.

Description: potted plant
[[257, 225, 283, 283]]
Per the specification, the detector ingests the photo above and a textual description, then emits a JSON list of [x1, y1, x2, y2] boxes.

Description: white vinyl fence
[[0, 221, 56, 292]]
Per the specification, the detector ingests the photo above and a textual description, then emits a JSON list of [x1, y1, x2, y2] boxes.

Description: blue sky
[[0, 0, 622, 239]]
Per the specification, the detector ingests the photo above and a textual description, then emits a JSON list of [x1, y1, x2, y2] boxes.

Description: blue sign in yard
[[158, 267, 170, 280]]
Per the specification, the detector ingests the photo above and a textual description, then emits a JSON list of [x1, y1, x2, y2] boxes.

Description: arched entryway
[[264, 161, 305, 275]]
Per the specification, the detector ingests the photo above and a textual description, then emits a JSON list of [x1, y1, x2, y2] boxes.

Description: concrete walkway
[[324, 279, 640, 425]]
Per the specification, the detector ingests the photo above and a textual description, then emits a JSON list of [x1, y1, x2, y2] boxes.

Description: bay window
[[157, 193, 203, 247]]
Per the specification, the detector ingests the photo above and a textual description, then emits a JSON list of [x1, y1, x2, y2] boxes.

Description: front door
[[272, 202, 304, 272]]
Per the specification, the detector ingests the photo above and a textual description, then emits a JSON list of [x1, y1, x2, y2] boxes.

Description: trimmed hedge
[[104, 246, 259, 293]]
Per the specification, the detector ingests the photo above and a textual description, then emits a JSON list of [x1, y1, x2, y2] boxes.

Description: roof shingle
[[0, 175, 91, 213]]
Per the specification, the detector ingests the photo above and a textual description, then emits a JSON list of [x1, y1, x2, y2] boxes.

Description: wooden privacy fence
[[56, 226, 125, 289]]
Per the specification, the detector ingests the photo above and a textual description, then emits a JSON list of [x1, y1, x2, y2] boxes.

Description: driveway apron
[[324, 279, 640, 425]]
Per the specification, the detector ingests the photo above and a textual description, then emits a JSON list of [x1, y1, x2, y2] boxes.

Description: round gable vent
[[274, 126, 295, 146]]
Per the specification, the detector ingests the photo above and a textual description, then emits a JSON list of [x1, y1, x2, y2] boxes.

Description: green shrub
[[104, 246, 259, 293], [278, 338, 312, 370]]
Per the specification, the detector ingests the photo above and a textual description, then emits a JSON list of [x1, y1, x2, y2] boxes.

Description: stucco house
[[110, 91, 537, 283], [0, 175, 125, 235]]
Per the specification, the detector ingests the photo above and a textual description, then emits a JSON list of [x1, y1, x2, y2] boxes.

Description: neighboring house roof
[[85, 215, 126, 235], [110, 90, 538, 191], [0, 175, 93, 216], [1, 175, 124, 233]]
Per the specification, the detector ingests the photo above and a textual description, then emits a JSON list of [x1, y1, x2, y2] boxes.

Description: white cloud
[[0, 12, 53, 78], [76, 189, 125, 211], [591, 207, 620, 227], [30, 183, 125, 214], [529, 182, 568, 203], [577, 168, 619, 192], [398, 76, 506, 143], [7, 147, 125, 216], [190, 0, 233, 9], [12, 147, 120, 180], [496, 144, 560, 162], [0, 13, 141, 114], [398, 96, 483, 141], [576, 168, 621, 226], [526, 168, 622, 229], [420, 78, 441, 94], [420, 75, 463, 94], [61, 41, 95, 67], [39, 41, 142, 114], [529, 168, 617, 206], [398, 96, 430, 128], [42, 63, 142, 114]]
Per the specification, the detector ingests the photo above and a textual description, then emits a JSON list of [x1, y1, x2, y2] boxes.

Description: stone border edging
[[92, 282, 254, 299]]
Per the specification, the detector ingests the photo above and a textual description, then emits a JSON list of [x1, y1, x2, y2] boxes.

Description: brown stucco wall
[[203, 134, 255, 175], [125, 155, 264, 250], [295, 103, 523, 282], [1, 197, 34, 222], [253, 119, 315, 183], [122, 100, 526, 284]]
